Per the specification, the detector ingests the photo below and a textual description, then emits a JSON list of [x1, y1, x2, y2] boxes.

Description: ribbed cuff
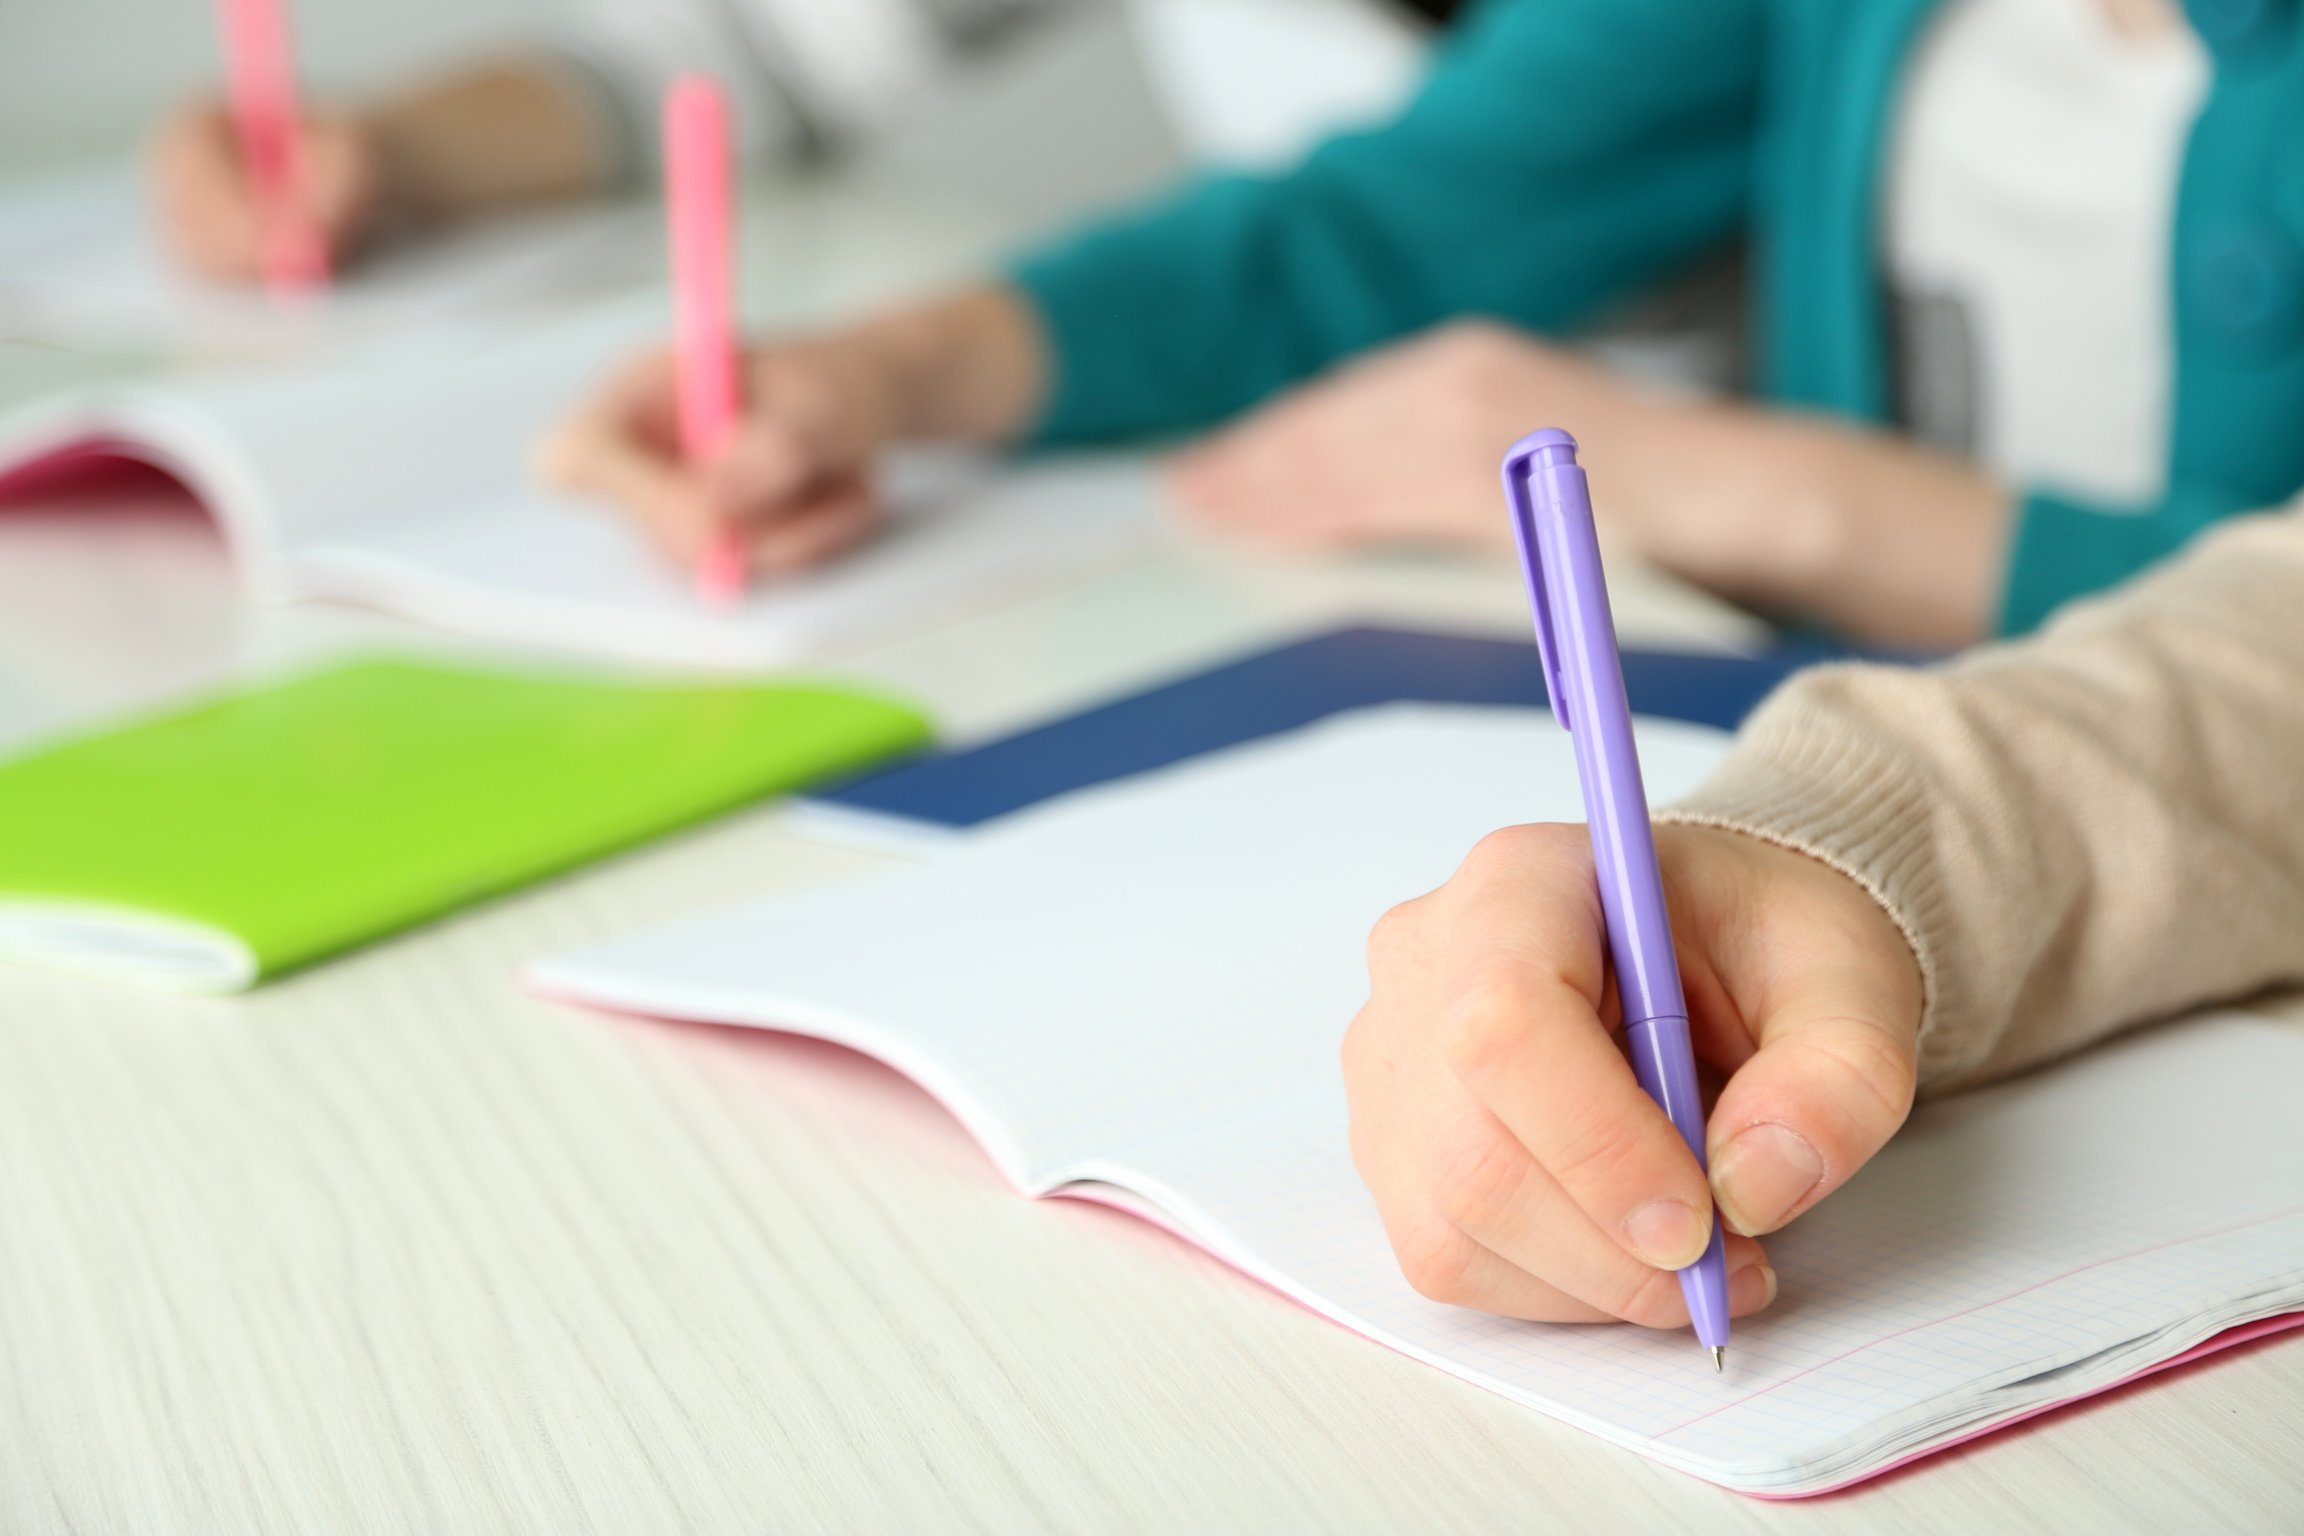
[[1657, 669, 1973, 1087]]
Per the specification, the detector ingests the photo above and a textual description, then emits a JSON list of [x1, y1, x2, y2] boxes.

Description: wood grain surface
[[1, 177, 2298, 1534]]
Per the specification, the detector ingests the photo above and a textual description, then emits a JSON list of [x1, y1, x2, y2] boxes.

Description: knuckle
[[749, 416, 816, 467], [1428, 1122, 1527, 1234], [1803, 1024, 1920, 1132], [1364, 898, 1425, 975], [1438, 962, 1538, 1079], [1541, 1098, 1647, 1193], [1394, 1221, 1479, 1306], [1460, 822, 1587, 884], [1601, 1264, 1690, 1329], [1523, 821, 1596, 872], [1461, 823, 1542, 875], [1853, 1025, 1921, 1116]]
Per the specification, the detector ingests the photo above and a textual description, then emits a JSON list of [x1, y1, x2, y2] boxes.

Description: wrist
[[361, 57, 613, 224], [1791, 428, 2010, 646], [851, 286, 1046, 446], [1720, 417, 1860, 608], [1594, 405, 1852, 608], [1662, 684, 1942, 1059], [353, 105, 427, 227]]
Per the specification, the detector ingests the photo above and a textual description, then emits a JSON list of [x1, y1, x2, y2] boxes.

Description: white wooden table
[[1, 174, 2299, 1536]]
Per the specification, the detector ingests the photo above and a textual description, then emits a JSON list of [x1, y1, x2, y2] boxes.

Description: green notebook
[[0, 657, 930, 991]]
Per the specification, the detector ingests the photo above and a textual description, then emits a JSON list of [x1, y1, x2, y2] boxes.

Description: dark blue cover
[[806, 625, 1856, 832]]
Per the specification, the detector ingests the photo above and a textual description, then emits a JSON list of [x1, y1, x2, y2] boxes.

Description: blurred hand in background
[[538, 287, 1046, 578], [144, 59, 613, 282], [147, 100, 385, 279]]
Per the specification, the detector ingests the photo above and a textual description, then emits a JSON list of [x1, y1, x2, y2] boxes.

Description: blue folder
[[802, 625, 1856, 835]]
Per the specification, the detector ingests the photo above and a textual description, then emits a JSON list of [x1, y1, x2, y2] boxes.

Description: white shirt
[[570, 0, 1066, 161], [1883, 0, 2208, 504]]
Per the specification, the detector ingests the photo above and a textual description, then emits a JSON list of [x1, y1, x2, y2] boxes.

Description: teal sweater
[[1014, 0, 2304, 634]]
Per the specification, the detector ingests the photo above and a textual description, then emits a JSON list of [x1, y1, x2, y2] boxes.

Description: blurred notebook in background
[[790, 625, 1844, 850], [0, 307, 1162, 666], [0, 656, 927, 991], [537, 704, 2304, 1497]]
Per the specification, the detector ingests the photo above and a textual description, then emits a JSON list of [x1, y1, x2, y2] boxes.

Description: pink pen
[[664, 75, 748, 606], [215, 0, 328, 294]]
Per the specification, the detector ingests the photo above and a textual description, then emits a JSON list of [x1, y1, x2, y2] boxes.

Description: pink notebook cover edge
[[1755, 1310, 2304, 1499], [0, 436, 196, 505], [1054, 1188, 2303, 1500], [528, 993, 2304, 1502]]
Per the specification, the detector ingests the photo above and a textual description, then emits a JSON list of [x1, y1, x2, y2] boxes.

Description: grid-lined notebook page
[[536, 705, 2304, 1495], [1104, 1017, 2304, 1493]]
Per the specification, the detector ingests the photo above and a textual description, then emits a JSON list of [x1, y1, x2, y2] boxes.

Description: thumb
[[1705, 992, 1920, 1239], [705, 416, 830, 528]]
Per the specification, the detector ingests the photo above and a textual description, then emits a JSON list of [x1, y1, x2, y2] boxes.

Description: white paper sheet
[[0, 302, 1163, 667], [533, 704, 2304, 1494]]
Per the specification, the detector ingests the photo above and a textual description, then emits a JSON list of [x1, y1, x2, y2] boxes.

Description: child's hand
[[1343, 822, 1923, 1327], [537, 338, 904, 576], [538, 289, 1047, 577], [147, 101, 387, 281]]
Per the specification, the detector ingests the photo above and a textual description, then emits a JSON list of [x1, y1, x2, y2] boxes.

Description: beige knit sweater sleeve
[[1663, 505, 2304, 1094]]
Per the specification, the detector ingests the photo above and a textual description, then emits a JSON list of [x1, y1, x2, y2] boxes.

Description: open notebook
[[0, 306, 1160, 667], [0, 171, 658, 353], [533, 705, 2304, 1496]]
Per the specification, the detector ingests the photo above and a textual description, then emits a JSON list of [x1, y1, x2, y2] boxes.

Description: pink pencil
[[215, 0, 328, 295], [664, 75, 747, 607]]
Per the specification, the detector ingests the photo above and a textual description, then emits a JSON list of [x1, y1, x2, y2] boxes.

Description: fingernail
[[1623, 1198, 1711, 1270], [1729, 1263, 1779, 1315], [1712, 1123, 1825, 1235]]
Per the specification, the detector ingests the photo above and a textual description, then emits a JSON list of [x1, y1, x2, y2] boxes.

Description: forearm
[[1665, 503, 2304, 1092], [1626, 409, 2008, 650], [1788, 424, 2008, 647], [1687, 423, 2257, 650], [800, 285, 1049, 448], [361, 56, 619, 222]]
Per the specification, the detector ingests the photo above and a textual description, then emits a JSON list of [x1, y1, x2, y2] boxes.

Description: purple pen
[[1501, 428, 1732, 1372]]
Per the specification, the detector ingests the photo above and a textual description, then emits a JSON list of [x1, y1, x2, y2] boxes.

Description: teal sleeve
[[1011, 0, 1765, 445], [1999, 481, 2264, 635]]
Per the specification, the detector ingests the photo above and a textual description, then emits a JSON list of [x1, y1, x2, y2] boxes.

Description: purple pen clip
[[1501, 429, 1576, 732]]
